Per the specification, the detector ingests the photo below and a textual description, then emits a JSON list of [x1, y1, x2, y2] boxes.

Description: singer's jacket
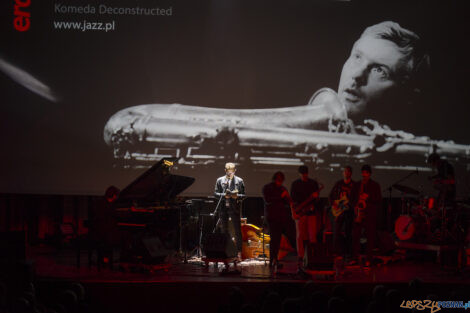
[[214, 175, 245, 197]]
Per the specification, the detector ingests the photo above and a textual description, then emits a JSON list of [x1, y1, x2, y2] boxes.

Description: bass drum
[[395, 215, 428, 241]]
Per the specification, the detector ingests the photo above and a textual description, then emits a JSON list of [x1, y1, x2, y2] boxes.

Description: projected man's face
[[338, 35, 405, 114]]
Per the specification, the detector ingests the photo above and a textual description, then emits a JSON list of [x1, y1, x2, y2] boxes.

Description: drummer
[[427, 153, 456, 209]]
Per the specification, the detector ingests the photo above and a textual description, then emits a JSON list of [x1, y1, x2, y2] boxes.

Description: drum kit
[[392, 184, 465, 244]]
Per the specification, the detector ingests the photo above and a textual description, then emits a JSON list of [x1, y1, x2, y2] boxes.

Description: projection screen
[[1, 0, 469, 197]]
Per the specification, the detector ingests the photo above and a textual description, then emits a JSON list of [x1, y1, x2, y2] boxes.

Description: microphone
[[223, 177, 231, 194], [225, 174, 234, 186]]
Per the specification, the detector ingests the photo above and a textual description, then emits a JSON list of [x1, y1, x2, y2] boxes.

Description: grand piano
[[113, 158, 195, 260]]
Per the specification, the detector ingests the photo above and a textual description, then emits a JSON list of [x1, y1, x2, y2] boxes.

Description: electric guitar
[[331, 193, 349, 219], [291, 184, 324, 220]]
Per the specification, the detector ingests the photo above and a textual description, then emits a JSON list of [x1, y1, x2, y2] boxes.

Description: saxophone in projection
[[103, 88, 470, 171]]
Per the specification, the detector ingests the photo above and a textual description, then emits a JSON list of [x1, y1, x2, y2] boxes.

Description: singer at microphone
[[214, 162, 246, 258]]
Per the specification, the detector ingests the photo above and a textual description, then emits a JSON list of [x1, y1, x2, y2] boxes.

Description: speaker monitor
[[202, 233, 237, 259], [303, 243, 334, 270]]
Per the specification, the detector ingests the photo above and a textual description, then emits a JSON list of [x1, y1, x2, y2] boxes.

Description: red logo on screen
[[13, 0, 31, 32]]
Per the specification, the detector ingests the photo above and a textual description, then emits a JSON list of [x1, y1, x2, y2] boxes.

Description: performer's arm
[[350, 182, 359, 209], [430, 162, 455, 186], [328, 184, 335, 204], [328, 182, 340, 205], [237, 179, 245, 196], [214, 178, 225, 197], [436, 163, 455, 185], [290, 181, 298, 204], [263, 185, 286, 204], [312, 181, 320, 199]]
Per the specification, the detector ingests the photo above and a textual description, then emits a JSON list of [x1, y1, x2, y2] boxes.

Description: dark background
[[0, 0, 469, 196]]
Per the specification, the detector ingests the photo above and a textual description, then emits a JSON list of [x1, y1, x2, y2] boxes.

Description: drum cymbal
[[392, 184, 420, 195]]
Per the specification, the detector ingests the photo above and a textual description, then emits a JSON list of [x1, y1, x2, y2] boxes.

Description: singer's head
[[225, 162, 236, 178]]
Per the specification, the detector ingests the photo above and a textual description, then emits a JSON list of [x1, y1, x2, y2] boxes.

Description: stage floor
[[25, 245, 470, 313], [31, 245, 469, 285]]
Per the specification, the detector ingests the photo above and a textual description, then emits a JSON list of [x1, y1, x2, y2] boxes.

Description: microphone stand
[[386, 186, 393, 232], [212, 179, 230, 233], [385, 169, 419, 191], [261, 215, 267, 266]]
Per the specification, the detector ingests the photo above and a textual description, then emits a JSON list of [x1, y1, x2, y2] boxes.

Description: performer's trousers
[[266, 217, 297, 263], [295, 215, 318, 259], [352, 215, 377, 261], [332, 210, 353, 257], [219, 209, 242, 252]]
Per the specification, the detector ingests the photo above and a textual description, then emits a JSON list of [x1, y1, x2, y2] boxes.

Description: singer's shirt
[[214, 175, 245, 198]]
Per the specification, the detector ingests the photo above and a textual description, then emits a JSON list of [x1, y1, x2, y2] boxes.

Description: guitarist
[[351, 164, 382, 267], [328, 166, 355, 259], [290, 165, 321, 266]]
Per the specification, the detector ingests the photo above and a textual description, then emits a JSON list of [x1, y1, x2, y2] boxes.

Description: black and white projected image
[[1, 0, 469, 196], [104, 21, 470, 174]]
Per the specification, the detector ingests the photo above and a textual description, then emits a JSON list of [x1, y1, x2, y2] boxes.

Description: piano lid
[[116, 158, 195, 204]]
